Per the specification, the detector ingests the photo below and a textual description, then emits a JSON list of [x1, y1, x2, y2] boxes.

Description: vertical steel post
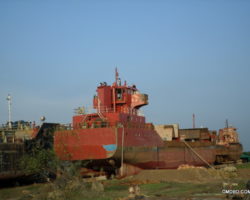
[[6, 94, 12, 129], [113, 88, 116, 112], [192, 113, 195, 129], [120, 124, 125, 176], [225, 119, 229, 128]]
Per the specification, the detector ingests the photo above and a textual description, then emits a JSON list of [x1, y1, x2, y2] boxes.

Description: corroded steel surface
[[54, 127, 117, 160], [0, 143, 25, 180]]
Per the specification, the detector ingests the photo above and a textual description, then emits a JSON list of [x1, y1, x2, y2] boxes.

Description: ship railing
[[96, 106, 114, 113], [0, 123, 34, 131], [73, 121, 155, 130], [81, 105, 144, 116], [96, 106, 139, 115], [73, 121, 115, 129], [56, 123, 73, 131], [137, 110, 144, 116], [0, 132, 24, 144]]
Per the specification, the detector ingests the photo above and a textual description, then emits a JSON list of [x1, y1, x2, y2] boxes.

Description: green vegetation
[[236, 162, 250, 169], [0, 184, 42, 200], [19, 149, 59, 180], [140, 181, 222, 197], [0, 179, 226, 200]]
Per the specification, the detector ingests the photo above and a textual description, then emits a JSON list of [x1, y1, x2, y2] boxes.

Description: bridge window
[[116, 89, 123, 100]]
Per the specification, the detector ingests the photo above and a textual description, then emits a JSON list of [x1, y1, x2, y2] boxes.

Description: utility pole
[[6, 94, 12, 129]]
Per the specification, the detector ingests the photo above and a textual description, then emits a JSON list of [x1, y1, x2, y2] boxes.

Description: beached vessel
[[54, 69, 239, 175]]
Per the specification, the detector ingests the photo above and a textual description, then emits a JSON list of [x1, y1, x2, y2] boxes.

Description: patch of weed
[[236, 163, 250, 169]]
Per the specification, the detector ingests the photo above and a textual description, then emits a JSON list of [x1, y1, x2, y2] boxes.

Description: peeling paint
[[103, 144, 116, 151]]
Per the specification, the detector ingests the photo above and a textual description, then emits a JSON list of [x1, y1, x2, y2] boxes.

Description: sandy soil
[[129, 168, 238, 183], [237, 168, 250, 180]]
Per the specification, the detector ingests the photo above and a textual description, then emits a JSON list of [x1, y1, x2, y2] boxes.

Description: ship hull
[[54, 127, 117, 160], [114, 145, 216, 169], [54, 127, 216, 169], [215, 143, 243, 163]]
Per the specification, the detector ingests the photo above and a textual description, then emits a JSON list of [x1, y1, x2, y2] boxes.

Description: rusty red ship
[[53, 69, 242, 175]]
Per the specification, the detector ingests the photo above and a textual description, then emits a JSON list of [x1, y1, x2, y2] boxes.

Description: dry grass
[[1, 167, 250, 200]]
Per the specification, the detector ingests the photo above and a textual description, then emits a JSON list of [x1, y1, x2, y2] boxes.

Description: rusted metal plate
[[54, 127, 117, 160], [0, 143, 25, 180]]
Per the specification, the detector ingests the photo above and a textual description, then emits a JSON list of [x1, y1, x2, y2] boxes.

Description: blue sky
[[0, 1, 249, 150]]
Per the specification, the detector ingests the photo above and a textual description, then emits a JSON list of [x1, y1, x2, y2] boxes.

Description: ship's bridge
[[93, 69, 148, 115]]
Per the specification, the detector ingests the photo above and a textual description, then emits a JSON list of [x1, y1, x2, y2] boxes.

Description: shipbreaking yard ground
[[0, 163, 250, 200]]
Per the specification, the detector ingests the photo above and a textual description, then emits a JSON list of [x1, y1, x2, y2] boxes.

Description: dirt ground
[[237, 168, 250, 180], [121, 167, 250, 200], [128, 167, 250, 183], [0, 166, 250, 200]]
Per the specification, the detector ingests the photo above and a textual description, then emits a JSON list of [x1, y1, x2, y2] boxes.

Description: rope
[[182, 140, 215, 169]]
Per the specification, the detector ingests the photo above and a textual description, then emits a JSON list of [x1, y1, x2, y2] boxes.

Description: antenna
[[6, 94, 12, 129], [192, 113, 195, 128], [225, 119, 229, 128], [115, 67, 119, 84]]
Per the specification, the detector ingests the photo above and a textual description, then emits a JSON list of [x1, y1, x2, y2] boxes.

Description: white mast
[[6, 94, 12, 129]]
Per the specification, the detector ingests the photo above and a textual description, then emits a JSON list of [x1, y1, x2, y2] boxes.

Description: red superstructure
[[54, 69, 231, 175], [72, 68, 149, 130]]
